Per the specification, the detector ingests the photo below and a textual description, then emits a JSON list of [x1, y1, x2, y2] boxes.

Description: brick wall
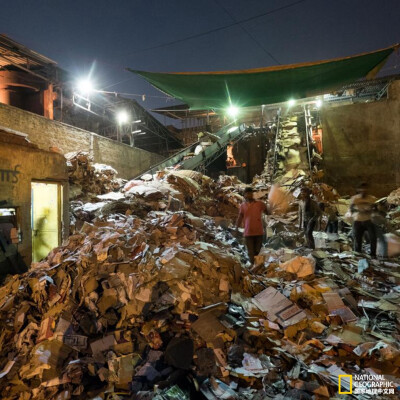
[[0, 102, 164, 179]]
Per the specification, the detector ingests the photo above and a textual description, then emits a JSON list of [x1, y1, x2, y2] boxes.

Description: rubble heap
[[66, 151, 122, 198], [253, 115, 331, 204], [388, 187, 400, 206], [1, 200, 399, 399], [70, 170, 249, 233], [1, 145, 400, 399], [274, 116, 309, 178], [259, 115, 309, 185], [0, 211, 247, 399]]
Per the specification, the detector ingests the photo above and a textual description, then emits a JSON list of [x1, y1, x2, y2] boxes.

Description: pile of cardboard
[[275, 117, 308, 175], [0, 211, 248, 400], [2, 140, 400, 398], [388, 187, 400, 207], [69, 169, 246, 231], [2, 198, 400, 399], [256, 116, 309, 186], [66, 151, 122, 198]]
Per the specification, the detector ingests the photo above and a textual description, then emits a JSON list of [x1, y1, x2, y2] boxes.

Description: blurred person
[[236, 187, 268, 264], [298, 187, 322, 249], [371, 202, 397, 258], [349, 182, 377, 257]]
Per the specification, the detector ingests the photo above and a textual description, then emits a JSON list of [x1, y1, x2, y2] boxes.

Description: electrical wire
[[100, 77, 134, 90], [213, 0, 281, 65], [124, 0, 309, 55]]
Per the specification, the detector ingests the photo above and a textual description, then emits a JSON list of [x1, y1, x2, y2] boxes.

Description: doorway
[[31, 182, 62, 262]]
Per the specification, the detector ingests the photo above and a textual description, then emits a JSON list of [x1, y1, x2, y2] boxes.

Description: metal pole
[[304, 105, 313, 177], [272, 109, 281, 179], [260, 105, 264, 129]]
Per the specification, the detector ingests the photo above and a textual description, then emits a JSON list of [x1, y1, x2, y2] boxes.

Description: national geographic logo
[[339, 374, 398, 396], [338, 375, 352, 394]]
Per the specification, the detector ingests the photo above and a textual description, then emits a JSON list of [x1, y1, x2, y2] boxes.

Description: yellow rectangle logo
[[338, 375, 352, 394]]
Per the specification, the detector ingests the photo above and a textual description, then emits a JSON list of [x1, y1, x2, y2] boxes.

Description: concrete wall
[[322, 80, 400, 197], [0, 132, 69, 265], [0, 102, 164, 179]]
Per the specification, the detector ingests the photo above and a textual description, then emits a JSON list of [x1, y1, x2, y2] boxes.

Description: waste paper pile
[[1, 149, 400, 399], [66, 152, 122, 199], [70, 167, 250, 233]]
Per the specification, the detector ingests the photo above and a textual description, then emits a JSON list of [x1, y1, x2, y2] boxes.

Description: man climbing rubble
[[349, 182, 377, 257], [298, 187, 322, 249], [236, 187, 268, 264]]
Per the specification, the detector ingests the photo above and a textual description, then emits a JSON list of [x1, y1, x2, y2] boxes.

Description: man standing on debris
[[350, 182, 377, 257], [236, 187, 267, 264], [298, 187, 322, 249]]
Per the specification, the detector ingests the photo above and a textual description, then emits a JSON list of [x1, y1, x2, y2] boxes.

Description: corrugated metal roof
[[0, 34, 57, 70]]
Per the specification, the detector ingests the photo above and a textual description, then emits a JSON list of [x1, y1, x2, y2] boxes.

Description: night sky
[[1, 0, 399, 116]]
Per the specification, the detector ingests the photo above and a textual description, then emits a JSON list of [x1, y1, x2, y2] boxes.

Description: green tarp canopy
[[128, 45, 398, 110]]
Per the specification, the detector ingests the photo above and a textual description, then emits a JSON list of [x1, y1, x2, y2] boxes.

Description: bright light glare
[[77, 79, 94, 94], [288, 99, 296, 107], [316, 99, 322, 108], [227, 105, 239, 118], [117, 110, 129, 124]]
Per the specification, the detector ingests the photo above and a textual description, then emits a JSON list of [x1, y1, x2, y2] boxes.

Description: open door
[[31, 182, 61, 262]]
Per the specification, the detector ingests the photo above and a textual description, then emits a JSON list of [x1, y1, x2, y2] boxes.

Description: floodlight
[[227, 105, 239, 118], [288, 99, 296, 107], [117, 110, 129, 124], [316, 99, 322, 108], [77, 79, 94, 95]]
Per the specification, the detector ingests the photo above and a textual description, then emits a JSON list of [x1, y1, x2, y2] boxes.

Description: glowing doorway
[[31, 182, 61, 262]]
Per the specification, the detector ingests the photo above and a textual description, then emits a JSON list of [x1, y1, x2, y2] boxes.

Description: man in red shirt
[[236, 187, 268, 264]]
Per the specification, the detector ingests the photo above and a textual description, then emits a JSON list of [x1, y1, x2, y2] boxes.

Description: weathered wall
[[322, 80, 400, 197], [0, 132, 69, 265], [0, 102, 164, 179], [229, 132, 268, 183]]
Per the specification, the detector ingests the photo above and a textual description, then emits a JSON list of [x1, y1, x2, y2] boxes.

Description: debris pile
[[2, 181, 400, 400], [66, 151, 122, 198], [387, 187, 400, 206], [274, 117, 309, 177], [2, 131, 400, 398], [1, 202, 400, 399], [0, 211, 247, 399], [69, 169, 248, 233], [258, 115, 309, 186]]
